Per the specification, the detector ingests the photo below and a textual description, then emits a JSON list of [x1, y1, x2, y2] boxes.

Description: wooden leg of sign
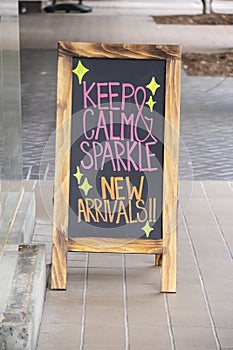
[[161, 229, 177, 293], [161, 58, 180, 293], [155, 254, 162, 267], [51, 228, 68, 289], [50, 52, 72, 290]]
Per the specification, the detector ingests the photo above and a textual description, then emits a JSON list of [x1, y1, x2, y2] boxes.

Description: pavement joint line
[[2, 190, 25, 254], [32, 179, 37, 191], [181, 203, 221, 350], [228, 181, 233, 192], [80, 252, 89, 350], [122, 254, 130, 350], [204, 77, 229, 93], [43, 163, 50, 180], [26, 165, 32, 180], [200, 181, 233, 264], [164, 292, 176, 350]]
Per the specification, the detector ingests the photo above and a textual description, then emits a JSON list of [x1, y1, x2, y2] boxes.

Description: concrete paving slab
[[217, 328, 233, 349], [129, 326, 171, 350], [172, 326, 217, 350], [37, 324, 82, 350], [170, 307, 212, 327], [85, 306, 125, 325], [84, 325, 125, 346], [127, 300, 168, 326]]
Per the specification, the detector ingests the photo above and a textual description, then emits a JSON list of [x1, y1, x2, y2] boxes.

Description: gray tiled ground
[[181, 74, 233, 180], [32, 179, 233, 350], [20, 49, 56, 179]]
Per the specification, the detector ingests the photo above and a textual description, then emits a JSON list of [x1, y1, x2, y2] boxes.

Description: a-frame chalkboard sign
[[51, 42, 181, 292]]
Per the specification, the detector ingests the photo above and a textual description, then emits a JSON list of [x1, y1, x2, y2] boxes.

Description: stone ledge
[[7, 192, 36, 245], [0, 245, 46, 350]]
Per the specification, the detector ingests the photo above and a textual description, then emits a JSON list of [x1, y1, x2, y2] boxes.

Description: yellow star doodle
[[146, 76, 160, 96], [141, 221, 154, 238], [73, 166, 84, 185], [146, 96, 156, 112], [72, 60, 89, 84], [79, 177, 93, 196]]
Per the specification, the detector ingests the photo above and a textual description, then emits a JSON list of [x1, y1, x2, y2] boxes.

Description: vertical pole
[[201, 0, 212, 14]]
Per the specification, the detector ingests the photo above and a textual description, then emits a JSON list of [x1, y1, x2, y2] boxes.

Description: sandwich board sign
[[51, 42, 181, 292]]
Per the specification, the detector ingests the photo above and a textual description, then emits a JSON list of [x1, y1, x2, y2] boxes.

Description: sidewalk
[[84, 0, 233, 15], [20, 13, 233, 52], [32, 180, 233, 349]]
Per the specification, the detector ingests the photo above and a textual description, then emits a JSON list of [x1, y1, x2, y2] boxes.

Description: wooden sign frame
[[51, 42, 181, 292]]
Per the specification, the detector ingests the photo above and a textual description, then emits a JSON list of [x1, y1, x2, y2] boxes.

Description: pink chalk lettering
[[109, 110, 120, 140], [83, 81, 96, 108], [83, 108, 95, 140], [138, 140, 142, 171], [121, 83, 135, 110], [109, 82, 120, 110], [97, 82, 108, 110], [101, 142, 116, 171], [95, 110, 109, 140], [120, 112, 134, 141], [134, 86, 157, 143], [135, 115, 157, 143], [126, 141, 139, 171], [144, 142, 158, 171], [114, 141, 128, 171], [80, 141, 94, 169], [92, 141, 104, 170]]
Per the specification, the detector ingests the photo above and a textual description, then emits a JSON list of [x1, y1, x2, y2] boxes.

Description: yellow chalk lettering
[[101, 176, 115, 199], [136, 199, 148, 222], [77, 198, 90, 222], [126, 176, 144, 200], [114, 177, 125, 200], [115, 200, 129, 224], [94, 198, 108, 222]]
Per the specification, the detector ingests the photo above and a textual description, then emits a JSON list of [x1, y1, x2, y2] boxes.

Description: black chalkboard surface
[[69, 58, 166, 240], [51, 42, 181, 292]]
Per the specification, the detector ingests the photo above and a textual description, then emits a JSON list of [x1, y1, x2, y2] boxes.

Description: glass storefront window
[[0, 0, 23, 257]]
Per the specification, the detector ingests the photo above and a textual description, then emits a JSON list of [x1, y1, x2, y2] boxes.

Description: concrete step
[[0, 251, 18, 323], [0, 245, 46, 350], [0, 190, 46, 349]]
